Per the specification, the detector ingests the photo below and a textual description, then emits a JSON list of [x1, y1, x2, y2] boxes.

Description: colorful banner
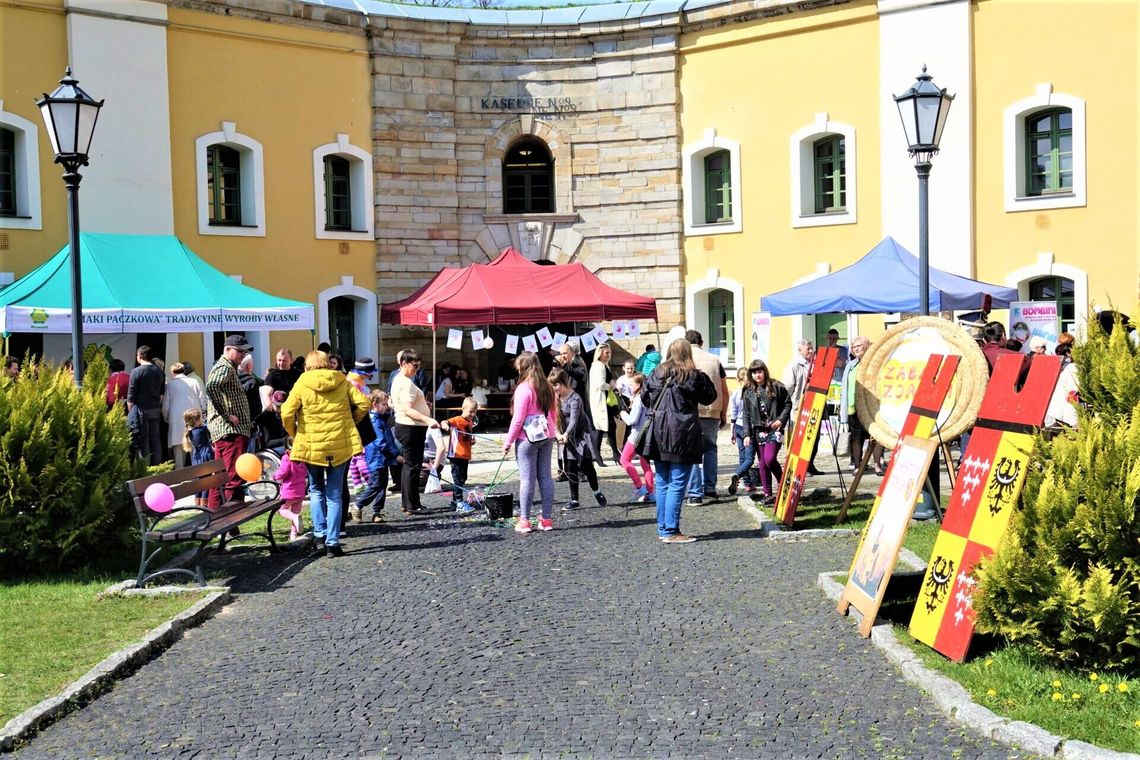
[[774, 347, 839, 525], [750, 312, 771, 363], [909, 353, 1061, 661], [839, 436, 939, 637], [1009, 301, 1060, 353]]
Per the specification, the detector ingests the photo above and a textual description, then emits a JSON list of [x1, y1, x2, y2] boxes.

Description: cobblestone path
[[18, 452, 1024, 759]]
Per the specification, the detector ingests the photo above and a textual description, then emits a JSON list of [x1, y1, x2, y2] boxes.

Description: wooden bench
[[127, 460, 284, 588]]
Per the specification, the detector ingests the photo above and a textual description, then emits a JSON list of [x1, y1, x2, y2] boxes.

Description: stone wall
[[369, 14, 685, 369]]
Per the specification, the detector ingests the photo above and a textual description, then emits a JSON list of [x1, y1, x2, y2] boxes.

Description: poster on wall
[[750, 312, 771, 363], [1009, 301, 1059, 353]]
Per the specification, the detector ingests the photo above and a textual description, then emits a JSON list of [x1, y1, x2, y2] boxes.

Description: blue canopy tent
[[760, 237, 1018, 315]]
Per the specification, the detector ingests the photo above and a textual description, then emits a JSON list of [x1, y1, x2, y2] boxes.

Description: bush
[[0, 356, 141, 576], [974, 318, 1140, 671]]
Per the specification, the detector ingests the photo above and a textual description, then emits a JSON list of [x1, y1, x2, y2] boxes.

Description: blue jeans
[[733, 425, 756, 485], [687, 418, 721, 497], [306, 461, 347, 547], [655, 460, 691, 537]]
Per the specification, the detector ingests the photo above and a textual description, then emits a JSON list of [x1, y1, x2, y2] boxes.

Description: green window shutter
[[813, 136, 846, 213], [703, 150, 731, 223], [0, 128, 15, 217], [1025, 108, 1073, 196], [324, 155, 352, 230], [207, 145, 242, 225]]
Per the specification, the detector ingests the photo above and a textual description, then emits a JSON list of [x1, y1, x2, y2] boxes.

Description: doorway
[[329, 296, 356, 366]]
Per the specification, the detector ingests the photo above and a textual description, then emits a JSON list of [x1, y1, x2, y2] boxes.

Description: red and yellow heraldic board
[[774, 347, 838, 526], [909, 353, 1062, 661]]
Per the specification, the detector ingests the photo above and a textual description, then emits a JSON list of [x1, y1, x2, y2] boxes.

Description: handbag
[[630, 377, 673, 451], [351, 388, 377, 447], [522, 412, 551, 443], [606, 389, 619, 408]]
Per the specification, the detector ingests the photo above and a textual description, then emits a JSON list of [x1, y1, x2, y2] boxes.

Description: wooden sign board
[[774, 347, 839, 526], [909, 353, 1062, 661], [838, 435, 939, 636]]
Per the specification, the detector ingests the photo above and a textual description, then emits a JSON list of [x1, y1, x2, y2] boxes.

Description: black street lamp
[[37, 68, 103, 387], [894, 65, 954, 316]]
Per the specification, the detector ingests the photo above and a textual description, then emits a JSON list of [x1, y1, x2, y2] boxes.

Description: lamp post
[[37, 68, 103, 387], [894, 65, 954, 316]]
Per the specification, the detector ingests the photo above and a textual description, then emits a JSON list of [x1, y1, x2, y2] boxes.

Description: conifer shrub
[[0, 356, 140, 576], [974, 320, 1140, 671]]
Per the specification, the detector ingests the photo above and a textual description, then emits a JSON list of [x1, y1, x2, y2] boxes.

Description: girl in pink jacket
[[502, 352, 559, 533], [275, 450, 309, 541]]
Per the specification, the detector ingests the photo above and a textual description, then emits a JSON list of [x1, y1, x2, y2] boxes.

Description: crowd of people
[[1, 309, 1090, 552]]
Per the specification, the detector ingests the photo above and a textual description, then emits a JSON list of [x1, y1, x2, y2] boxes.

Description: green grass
[[899, 634, 1140, 754], [0, 577, 207, 725]]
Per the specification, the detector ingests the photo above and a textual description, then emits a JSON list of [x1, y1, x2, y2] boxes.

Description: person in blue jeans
[[683, 330, 728, 504], [636, 338, 717, 544]]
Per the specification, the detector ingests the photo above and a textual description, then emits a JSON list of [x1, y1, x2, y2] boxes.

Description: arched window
[[323, 155, 352, 230], [812, 135, 845, 213], [703, 150, 732, 223], [1025, 108, 1072, 196], [206, 144, 242, 225], [503, 139, 553, 214], [707, 288, 735, 358], [1029, 275, 1076, 334]]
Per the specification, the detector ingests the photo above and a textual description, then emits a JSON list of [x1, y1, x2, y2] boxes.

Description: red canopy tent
[[380, 247, 657, 326]]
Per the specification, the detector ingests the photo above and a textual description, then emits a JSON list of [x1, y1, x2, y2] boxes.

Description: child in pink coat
[[275, 450, 309, 541]]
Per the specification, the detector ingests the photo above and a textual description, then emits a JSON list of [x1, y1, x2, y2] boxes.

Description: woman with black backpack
[[637, 338, 717, 544]]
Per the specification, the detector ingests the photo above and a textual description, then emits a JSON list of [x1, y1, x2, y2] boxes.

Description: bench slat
[[145, 498, 281, 542], [128, 462, 229, 506]]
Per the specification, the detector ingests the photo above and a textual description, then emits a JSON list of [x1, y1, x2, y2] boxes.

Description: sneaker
[[371, 514, 385, 524], [538, 518, 554, 531], [563, 500, 579, 512], [684, 497, 703, 507], [456, 503, 477, 515], [594, 490, 608, 507], [662, 534, 697, 544], [728, 475, 739, 495], [387, 483, 401, 493], [349, 507, 362, 522], [806, 465, 823, 477], [314, 537, 326, 552], [515, 519, 533, 534], [703, 489, 718, 499], [632, 486, 649, 502], [325, 544, 345, 557]]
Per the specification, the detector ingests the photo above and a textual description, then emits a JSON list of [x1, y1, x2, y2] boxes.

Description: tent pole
[[432, 326, 437, 421]]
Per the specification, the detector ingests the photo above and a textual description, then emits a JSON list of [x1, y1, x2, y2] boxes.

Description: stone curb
[[735, 495, 859, 540], [0, 589, 231, 753], [816, 571, 1137, 760]]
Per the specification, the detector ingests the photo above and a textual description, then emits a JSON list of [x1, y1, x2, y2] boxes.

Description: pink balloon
[[144, 483, 175, 513]]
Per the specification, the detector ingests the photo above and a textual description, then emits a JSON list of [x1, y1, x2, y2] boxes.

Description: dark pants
[[139, 407, 163, 466], [449, 458, 469, 504], [592, 425, 619, 465], [394, 423, 427, 513], [357, 466, 392, 512], [209, 434, 249, 508], [565, 454, 599, 502]]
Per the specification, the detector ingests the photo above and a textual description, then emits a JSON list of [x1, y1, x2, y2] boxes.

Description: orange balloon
[[236, 452, 263, 482]]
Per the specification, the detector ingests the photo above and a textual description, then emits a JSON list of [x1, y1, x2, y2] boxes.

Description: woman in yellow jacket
[[281, 350, 369, 557]]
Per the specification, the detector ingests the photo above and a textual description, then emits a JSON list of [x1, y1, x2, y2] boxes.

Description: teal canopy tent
[[0, 233, 313, 334]]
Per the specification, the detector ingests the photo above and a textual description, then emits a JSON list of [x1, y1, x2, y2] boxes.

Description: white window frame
[[1004, 252, 1089, 336], [317, 276, 378, 365], [195, 121, 265, 237], [313, 133, 374, 241], [682, 128, 742, 236], [1004, 84, 1086, 213], [0, 102, 42, 231], [684, 268, 745, 370], [790, 112, 857, 229]]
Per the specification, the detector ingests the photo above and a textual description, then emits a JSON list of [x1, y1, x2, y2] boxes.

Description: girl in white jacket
[[618, 373, 655, 502]]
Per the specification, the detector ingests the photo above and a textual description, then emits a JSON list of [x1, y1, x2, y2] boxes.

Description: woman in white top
[[392, 349, 439, 515], [163, 362, 207, 468], [588, 343, 620, 465]]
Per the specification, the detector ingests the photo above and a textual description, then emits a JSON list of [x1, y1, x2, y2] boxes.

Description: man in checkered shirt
[[205, 334, 254, 507]]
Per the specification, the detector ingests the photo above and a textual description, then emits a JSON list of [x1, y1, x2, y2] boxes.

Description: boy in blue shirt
[[357, 389, 404, 523]]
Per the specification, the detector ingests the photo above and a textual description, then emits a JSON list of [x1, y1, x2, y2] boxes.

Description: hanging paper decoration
[[612, 321, 627, 338], [536, 327, 553, 347], [580, 332, 597, 352], [591, 324, 608, 345], [627, 320, 641, 338], [552, 332, 567, 348], [471, 330, 485, 350], [504, 334, 519, 354], [446, 329, 463, 350], [522, 334, 539, 353]]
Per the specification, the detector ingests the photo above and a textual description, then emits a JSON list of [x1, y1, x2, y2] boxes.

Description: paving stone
[[14, 446, 1020, 759]]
